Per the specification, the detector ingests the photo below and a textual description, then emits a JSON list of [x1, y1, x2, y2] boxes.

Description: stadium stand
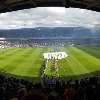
[[0, 27, 100, 48], [0, 74, 100, 100]]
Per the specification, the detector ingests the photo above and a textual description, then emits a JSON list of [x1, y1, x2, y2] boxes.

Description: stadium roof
[[0, 0, 100, 13]]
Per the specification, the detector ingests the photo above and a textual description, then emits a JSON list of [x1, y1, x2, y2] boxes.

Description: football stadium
[[0, 27, 100, 100], [0, 0, 100, 100], [0, 27, 100, 82]]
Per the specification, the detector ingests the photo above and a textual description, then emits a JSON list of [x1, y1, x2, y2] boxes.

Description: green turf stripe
[[0, 49, 24, 65], [0, 48, 24, 60], [0, 48, 31, 70], [58, 47, 87, 76], [26, 48, 45, 77], [67, 48, 89, 74], [78, 46, 100, 59], [0, 48, 18, 56], [9, 48, 44, 77], [58, 59, 74, 76], [70, 47, 100, 72], [3, 48, 34, 71]]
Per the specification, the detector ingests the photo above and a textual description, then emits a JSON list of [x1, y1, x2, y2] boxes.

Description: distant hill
[[0, 27, 99, 39]]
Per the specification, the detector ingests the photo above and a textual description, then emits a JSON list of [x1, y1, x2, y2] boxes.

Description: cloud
[[0, 7, 100, 29]]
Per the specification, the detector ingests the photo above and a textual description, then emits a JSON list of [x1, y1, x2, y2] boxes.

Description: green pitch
[[44, 47, 100, 79], [0, 48, 48, 83], [0, 47, 100, 82]]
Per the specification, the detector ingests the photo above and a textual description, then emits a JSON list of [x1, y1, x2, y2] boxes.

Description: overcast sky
[[0, 7, 100, 29]]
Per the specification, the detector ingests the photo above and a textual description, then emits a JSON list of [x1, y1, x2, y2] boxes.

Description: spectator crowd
[[0, 74, 100, 100]]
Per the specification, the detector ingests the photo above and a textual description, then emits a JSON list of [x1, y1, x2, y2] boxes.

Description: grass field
[[44, 47, 100, 79], [0, 46, 100, 82], [0, 48, 49, 83]]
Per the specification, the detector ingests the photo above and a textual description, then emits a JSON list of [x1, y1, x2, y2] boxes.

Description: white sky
[[0, 7, 100, 29]]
